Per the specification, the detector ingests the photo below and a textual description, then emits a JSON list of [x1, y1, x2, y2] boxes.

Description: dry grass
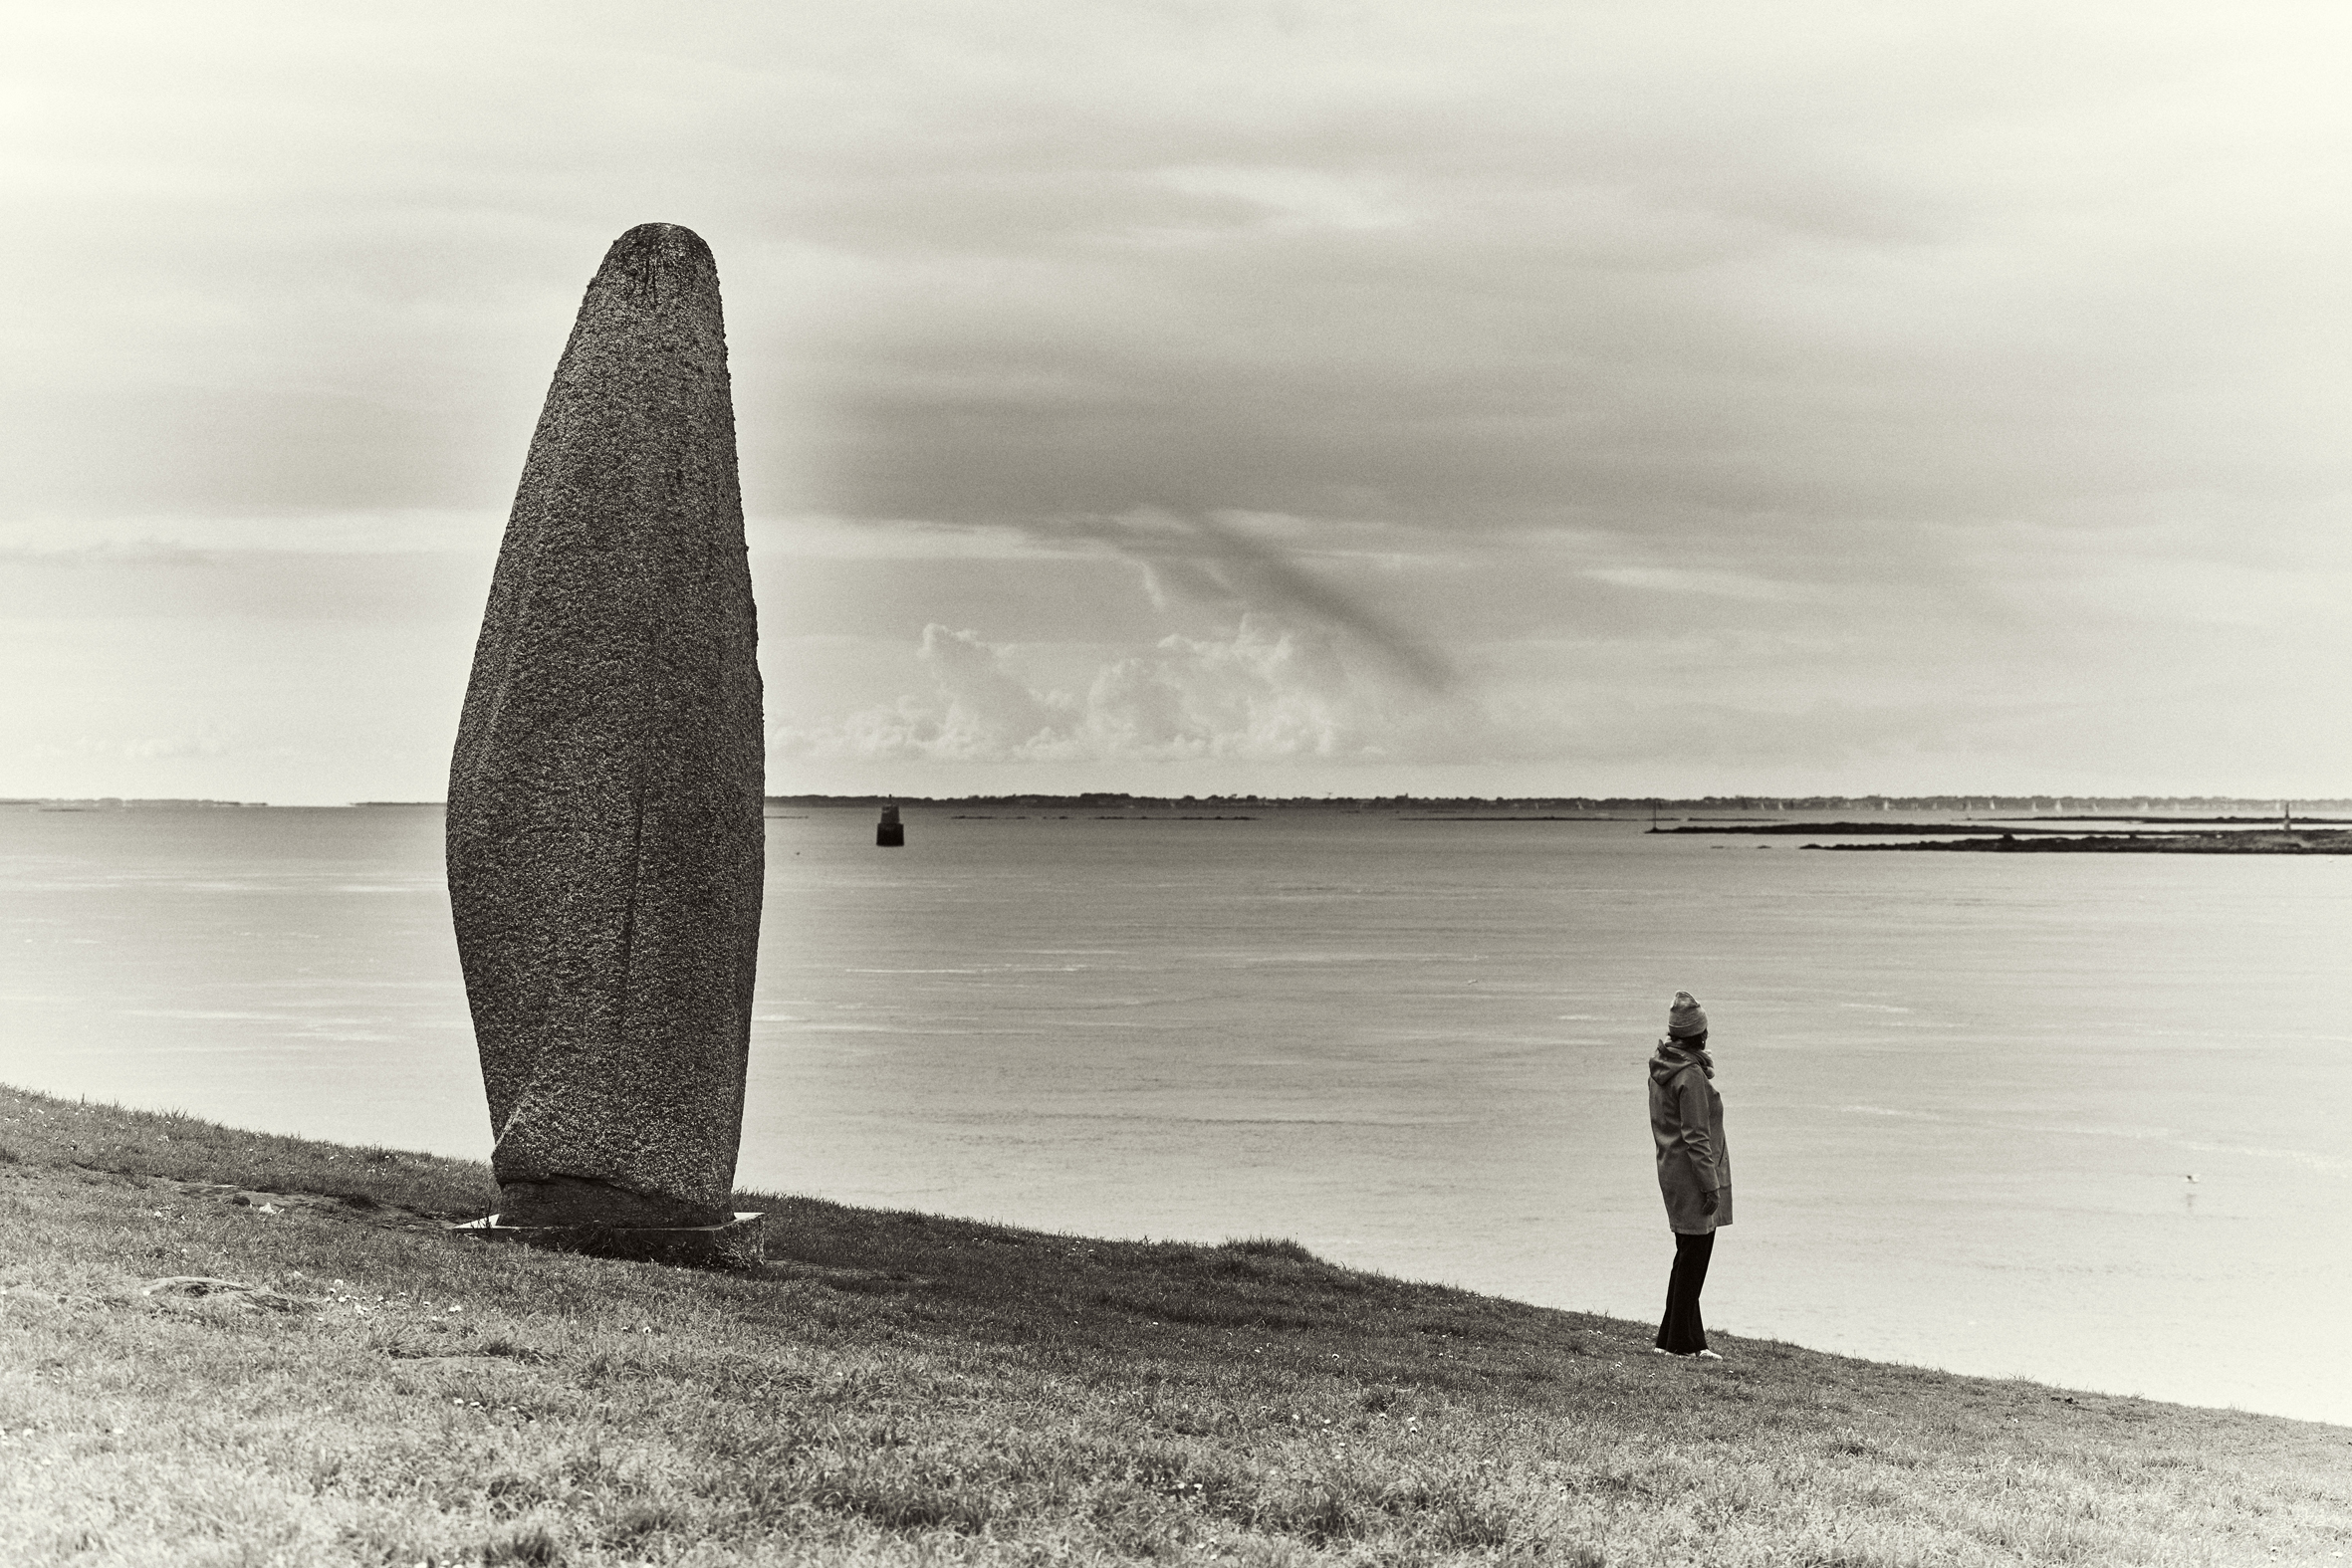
[[2, 1082, 2347, 1566]]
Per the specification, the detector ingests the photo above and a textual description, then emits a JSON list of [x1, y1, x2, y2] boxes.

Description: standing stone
[[447, 223, 764, 1230]]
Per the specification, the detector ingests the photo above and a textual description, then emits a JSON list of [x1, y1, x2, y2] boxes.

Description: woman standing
[[1649, 991, 1731, 1359]]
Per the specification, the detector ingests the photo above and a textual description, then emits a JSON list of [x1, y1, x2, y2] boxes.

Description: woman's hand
[[1699, 1189, 1719, 1217]]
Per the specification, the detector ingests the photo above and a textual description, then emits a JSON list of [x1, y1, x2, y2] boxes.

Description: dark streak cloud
[[1049, 510, 1458, 694]]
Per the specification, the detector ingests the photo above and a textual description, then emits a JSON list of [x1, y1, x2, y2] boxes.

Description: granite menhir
[[447, 223, 764, 1230]]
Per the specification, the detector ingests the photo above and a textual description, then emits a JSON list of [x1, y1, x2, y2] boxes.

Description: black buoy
[[876, 803, 904, 847]]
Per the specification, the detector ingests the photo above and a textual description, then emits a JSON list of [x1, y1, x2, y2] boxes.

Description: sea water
[[2, 803, 2345, 1426]]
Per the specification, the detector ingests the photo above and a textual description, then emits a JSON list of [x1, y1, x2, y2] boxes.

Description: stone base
[[495, 1176, 735, 1230], [449, 1211, 765, 1267]]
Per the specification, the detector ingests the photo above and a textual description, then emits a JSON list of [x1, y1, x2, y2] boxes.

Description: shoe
[[1694, 1349, 1724, 1361], [1650, 1346, 1670, 1355]]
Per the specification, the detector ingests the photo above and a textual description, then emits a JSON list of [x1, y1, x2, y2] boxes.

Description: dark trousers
[[1655, 1230, 1716, 1353]]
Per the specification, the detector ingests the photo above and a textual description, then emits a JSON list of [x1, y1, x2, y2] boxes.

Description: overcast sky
[[6, 2, 2349, 802]]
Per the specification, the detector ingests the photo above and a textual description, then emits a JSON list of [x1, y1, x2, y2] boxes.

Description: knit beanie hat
[[1667, 992, 1709, 1039]]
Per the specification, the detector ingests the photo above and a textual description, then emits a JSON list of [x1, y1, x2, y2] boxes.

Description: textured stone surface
[[447, 223, 764, 1229]]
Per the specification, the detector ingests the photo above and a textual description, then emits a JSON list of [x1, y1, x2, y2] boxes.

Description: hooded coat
[[1649, 1041, 1733, 1234]]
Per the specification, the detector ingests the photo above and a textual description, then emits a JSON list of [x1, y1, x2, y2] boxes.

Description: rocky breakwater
[[1813, 829, 2352, 854], [447, 223, 764, 1231]]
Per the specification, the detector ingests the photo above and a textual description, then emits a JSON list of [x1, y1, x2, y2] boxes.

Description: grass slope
[[1, 1084, 2345, 1567]]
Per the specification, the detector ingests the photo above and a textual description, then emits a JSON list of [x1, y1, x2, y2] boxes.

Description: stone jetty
[[447, 223, 764, 1231]]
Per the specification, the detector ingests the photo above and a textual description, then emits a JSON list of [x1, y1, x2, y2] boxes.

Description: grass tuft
[[482, 1522, 564, 1564], [1220, 1235, 1321, 1262]]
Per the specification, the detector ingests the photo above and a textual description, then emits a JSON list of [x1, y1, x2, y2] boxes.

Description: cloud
[[12, 4, 2352, 796], [1583, 566, 1816, 603], [1049, 509, 1457, 693], [1151, 165, 1420, 238], [120, 733, 232, 761], [23, 1, 2350, 549], [776, 613, 1489, 766]]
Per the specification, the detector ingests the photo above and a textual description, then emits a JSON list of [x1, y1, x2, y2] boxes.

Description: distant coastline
[[9, 792, 2348, 817], [763, 791, 2352, 815], [1, 797, 266, 811]]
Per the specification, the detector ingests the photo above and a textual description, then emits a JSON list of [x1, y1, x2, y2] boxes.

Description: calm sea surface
[[3, 803, 2346, 1426]]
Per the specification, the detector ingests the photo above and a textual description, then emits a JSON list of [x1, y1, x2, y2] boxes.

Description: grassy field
[[2, 1083, 2346, 1567]]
